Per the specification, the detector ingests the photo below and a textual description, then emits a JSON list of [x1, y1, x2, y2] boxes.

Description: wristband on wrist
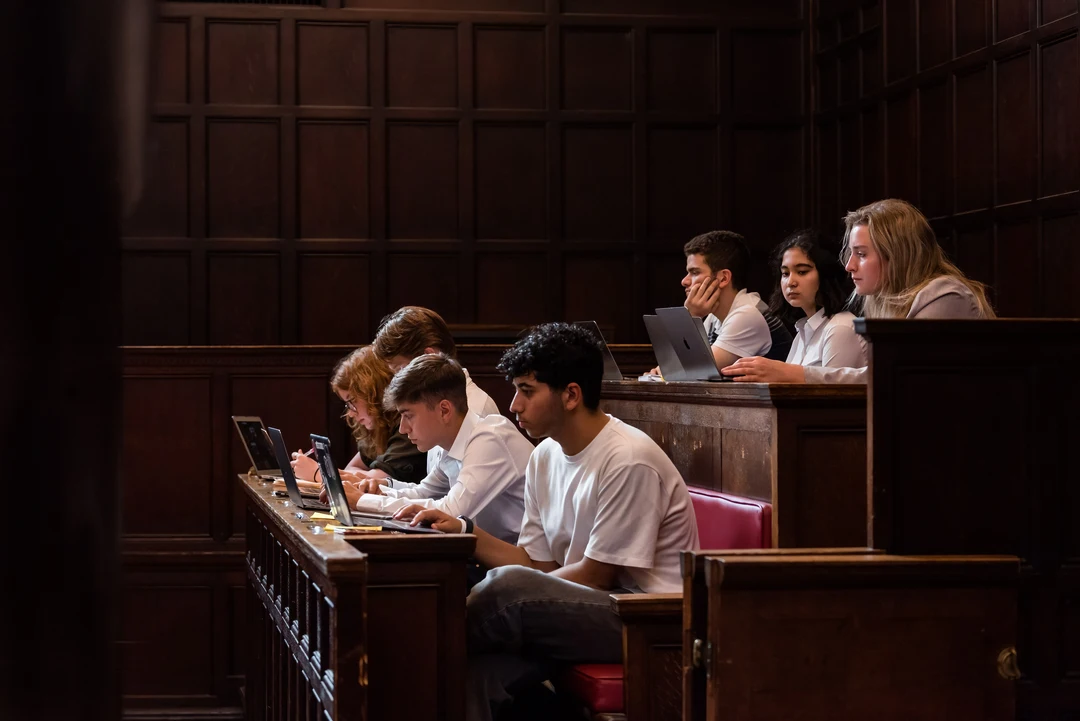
[[457, 516, 475, 534]]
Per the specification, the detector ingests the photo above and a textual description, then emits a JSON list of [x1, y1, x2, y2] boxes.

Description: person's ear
[[563, 383, 583, 412], [438, 399, 453, 422], [423, 346, 438, 356], [714, 269, 732, 288]]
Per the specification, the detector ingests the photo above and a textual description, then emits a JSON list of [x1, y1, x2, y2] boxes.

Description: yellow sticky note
[[324, 524, 339, 532], [310, 512, 336, 521]]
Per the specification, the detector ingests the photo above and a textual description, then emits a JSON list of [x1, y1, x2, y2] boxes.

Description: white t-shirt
[[518, 415, 700, 593], [428, 368, 500, 473], [712, 289, 773, 359], [786, 309, 867, 369], [375, 413, 531, 543]]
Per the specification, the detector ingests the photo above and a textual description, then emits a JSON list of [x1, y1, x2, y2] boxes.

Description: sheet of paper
[[309, 512, 336, 521]]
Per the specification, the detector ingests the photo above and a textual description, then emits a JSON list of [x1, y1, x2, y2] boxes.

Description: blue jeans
[[465, 565, 625, 721]]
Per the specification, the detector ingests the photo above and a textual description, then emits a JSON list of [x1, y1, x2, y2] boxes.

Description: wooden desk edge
[[240, 473, 367, 579], [240, 474, 478, 574], [601, 379, 866, 407], [610, 592, 682, 618]]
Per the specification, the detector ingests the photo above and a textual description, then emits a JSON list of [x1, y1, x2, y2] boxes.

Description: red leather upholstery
[[558, 664, 624, 714], [688, 485, 773, 550], [560, 487, 773, 715]]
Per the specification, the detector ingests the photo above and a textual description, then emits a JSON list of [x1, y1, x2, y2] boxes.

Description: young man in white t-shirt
[[412, 323, 700, 721], [342, 352, 531, 546], [665, 230, 792, 371]]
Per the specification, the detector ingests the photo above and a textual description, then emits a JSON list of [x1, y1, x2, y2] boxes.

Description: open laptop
[[572, 320, 623, 380], [266, 426, 331, 511], [655, 307, 734, 382], [231, 415, 284, 479], [310, 434, 442, 534], [643, 314, 688, 381]]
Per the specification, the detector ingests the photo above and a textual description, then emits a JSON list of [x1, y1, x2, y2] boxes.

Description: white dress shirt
[[785, 309, 867, 369], [362, 412, 531, 543], [427, 368, 500, 473]]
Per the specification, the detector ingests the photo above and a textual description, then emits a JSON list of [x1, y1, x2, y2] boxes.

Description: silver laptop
[[655, 307, 733, 382], [643, 314, 688, 381], [311, 434, 441, 533], [231, 415, 284, 479], [572, 320, 623, 380]]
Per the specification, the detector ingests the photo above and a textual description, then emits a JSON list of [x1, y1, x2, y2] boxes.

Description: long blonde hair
[[841, 199, 995, 318], [330, 345, 400, 458]]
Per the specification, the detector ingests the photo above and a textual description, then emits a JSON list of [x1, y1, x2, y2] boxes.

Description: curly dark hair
[[683, 230, 751, 289], [767, 229, 854, 325], [496, 322, 604, 410]]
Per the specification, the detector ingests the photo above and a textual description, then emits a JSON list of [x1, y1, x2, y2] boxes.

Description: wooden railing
[[245, 477, 367, 721]]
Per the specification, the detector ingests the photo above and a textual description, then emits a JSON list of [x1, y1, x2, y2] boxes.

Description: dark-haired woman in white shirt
[[721, 230, 866, 381]]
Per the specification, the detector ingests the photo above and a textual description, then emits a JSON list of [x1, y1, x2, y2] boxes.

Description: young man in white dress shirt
[[411, 323, 699, 721], [342, 353, 531, 546]]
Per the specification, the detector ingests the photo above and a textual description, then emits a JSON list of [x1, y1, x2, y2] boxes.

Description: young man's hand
[[341, 480, 363, 510], [410, 508, 463, 533], [684, 276, 720, 318], [392, 503, 425, 521], [340, 471, 385, 495]]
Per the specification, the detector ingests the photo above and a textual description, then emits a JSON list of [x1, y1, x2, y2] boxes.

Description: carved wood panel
[[124, 1, 811, 346]]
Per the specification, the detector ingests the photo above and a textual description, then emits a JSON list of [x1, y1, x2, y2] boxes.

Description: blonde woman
[[723, 199, 994, 383], [291, 345, 427, 484]]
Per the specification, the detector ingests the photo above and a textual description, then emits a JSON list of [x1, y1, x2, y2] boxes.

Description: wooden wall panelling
[[296, 22, 370, 107], [813, 0, 1080, 318], [125, 2, 810, 346], [122, 252, 192, 344], [474, 123, 547, 239], [1040, 32, 1080, 198]]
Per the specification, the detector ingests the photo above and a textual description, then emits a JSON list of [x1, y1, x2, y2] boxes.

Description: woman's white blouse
[[785, 309, 867, 368]]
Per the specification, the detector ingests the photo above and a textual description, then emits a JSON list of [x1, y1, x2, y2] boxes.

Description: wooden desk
[[689, 553, 1019, 721], [611, 548, 876, 721], [600, 380, 868, 548], [242, 475, 475, 721], [857, 319, 1080, 720]]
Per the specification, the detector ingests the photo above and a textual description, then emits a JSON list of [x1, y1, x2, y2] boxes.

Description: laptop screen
[[233, 418, 279, 471], [311, 434, 353, 526], [266, 427, 303, 505], [572, 320, 622, 381]]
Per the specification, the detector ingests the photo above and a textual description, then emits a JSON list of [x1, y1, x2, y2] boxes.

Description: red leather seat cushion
[[689, 485, 772, 550], [557, 663, 624, 713], [559, 489, 771, 715]]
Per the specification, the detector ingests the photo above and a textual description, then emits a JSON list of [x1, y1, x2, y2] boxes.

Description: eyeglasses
[[343, 399, 358, 413]]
